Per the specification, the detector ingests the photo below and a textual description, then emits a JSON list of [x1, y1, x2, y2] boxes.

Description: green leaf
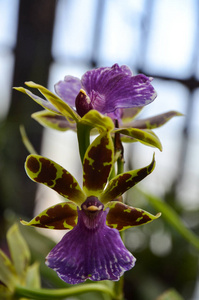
[[100, 154, 155, 204], [25, 154, 86, 205], [106, 201, 161, 231], [0, 250, 16, 290], [131, 110, 183, 129], [83, 132, 114, 196], [32, 110, 76, 131], [139, 190, 199, 251], [117, 128, 162, 151], [7, 224, 31, 279], [21, 201, 78, 230], [25, 262, 41, 289], [20, 125, 38, 154], [157, 288, 184, 300]]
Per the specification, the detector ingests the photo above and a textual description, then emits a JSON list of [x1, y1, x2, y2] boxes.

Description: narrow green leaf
[[106, 201, 161, 231], [0, 250, 16, 290], [21, 202, 78, 230], [26, 262, 41, 289], [117, 128, 162, 151], [25, 154, 86, 205], [83, 132, 114, 196], [20, 125, 38, 154], [100, 154, 155, 204], [139, 189, 199, 251], [157, 288, 184, 300], [7, 224, 31, 279]]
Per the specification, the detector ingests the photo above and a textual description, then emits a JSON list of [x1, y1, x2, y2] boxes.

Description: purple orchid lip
[[46, 196, 136, 284], [55, 64, 157, 119]]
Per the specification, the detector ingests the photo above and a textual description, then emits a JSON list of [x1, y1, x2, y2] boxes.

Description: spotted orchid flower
[[22, 132, 160, 284]]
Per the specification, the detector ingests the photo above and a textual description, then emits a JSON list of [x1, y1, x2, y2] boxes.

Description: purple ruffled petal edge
[[46, 208, 135, 284], [81, 64, 157, 115]]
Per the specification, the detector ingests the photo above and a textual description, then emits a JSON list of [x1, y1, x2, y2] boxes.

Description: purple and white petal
[[46, 197, 135, 284], [55, 76, 82, 107], [81, 64, 157, 115]]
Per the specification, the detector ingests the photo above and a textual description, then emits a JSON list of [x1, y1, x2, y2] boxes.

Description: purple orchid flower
[[22, 132, 160, 284], [55, 63, 157, 119]]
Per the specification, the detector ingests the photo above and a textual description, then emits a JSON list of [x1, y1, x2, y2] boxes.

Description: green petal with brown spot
[[106, 201, 161, 231], [80, 110, 114, 132], [21, 202, 78, 230], [100, 154, 155, 204], [32, 110, 76, 131], [116, 128, 162, 151], [130, 110, 183, 129], [83, 132, 114, 196], [25, 154, 86, 205]]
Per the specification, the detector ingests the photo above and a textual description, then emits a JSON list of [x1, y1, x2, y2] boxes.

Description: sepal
[[25, 81, 80, 121], [130, 110, 183, 129], [25, 154, 86, 205], [21, 202, 78, 230], [83, 132, 114, 196], [106, 201, 161, 231], [32, 110, 76, 131], [100, 154, 155, 204], [116, 128, 162, 151], [80, 110, 114, 132]]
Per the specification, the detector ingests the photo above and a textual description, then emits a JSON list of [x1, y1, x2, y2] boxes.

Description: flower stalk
[[14, 283, 116, 299]]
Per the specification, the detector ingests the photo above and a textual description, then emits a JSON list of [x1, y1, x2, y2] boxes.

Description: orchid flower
[[14, 64, 167, 153], [22, 132, 160, 284]]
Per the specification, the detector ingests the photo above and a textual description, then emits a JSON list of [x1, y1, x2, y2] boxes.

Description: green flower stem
[[77, 122, 92, 164], [117, 156, 124, 175], [114, 128, 125, 300], [113, 276, 124, 300], [15, 283, 116, 300]]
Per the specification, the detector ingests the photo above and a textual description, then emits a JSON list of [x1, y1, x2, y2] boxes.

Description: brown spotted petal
[[32, 110, 76, 132], [83, 132, 114, 197], [106, 201, 161, 231], [115, 128, 162, 151], [129, 110, 183, 129], [21, 202, 78, 230], [25, 155, 86, 205], [100, 154, 155, 204]]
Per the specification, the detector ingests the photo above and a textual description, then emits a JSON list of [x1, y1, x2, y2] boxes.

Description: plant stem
[[15, 283, 116, 300], [76, 122, 92, 164]]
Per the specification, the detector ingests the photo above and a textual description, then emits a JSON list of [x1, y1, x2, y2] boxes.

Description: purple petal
[[46, 197, 135, 284], [81, 64, 157, 114], [54, 76, 82, 107]]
